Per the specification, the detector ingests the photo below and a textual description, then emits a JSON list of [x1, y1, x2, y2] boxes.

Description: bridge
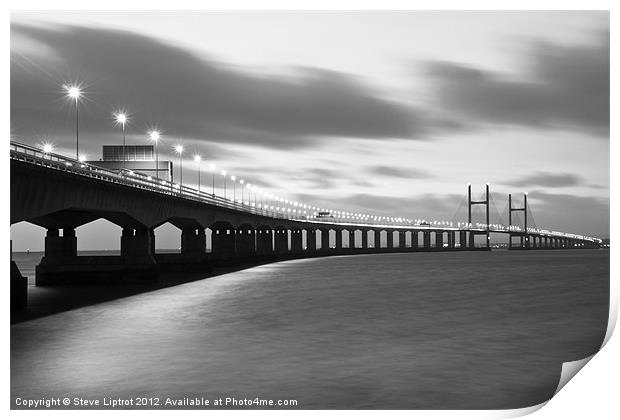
[[10, 141, 602, 310]]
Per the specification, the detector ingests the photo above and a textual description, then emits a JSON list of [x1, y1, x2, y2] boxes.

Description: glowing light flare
[[149, 130, 161, 142], [64, 84, 82, 101], [114, 112, 128, 126], [175, 145, 184, 154], [42, 143, 54, 154]]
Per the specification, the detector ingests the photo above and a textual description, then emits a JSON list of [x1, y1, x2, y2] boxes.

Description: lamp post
[[114, 112, 128, 167], [175, 145, 184, 188], [64, 84, 82, 160], [149, 130, 161, 179], [247, 184, 252, 206], [240, 179, 245, 204], [209, 164, 215, 197], [194, 155, 201, 192], [231, 175, 236, 202], [221, 170, 227, 199]]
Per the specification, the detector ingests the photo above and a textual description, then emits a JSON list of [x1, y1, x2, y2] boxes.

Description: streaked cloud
[[369, 166, 433, 179], [11, 23, 429, 149], [426, 31, 609, 137], [503, 172, 583, 188]]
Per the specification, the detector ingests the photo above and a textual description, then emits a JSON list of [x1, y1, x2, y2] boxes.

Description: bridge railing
[[10, 141, 290, 220]]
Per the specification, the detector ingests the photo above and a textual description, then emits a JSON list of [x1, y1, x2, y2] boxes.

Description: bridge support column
[[319, 229, 329, 251], [122, 228, 157, 265], [211, 228, 236, 259], [335, 229, 343, 250], [41, 228, 77, 263], [386, 231, 394, 250], [306, 229, 316, 252], [448, 231, 455, 249], [468, 232, 476, 249], [349, 230, 355, 249], [121, 228, 159, 280], [36, 228, 78, 285], [459, 231, 467, 250], [423, 231, 431, 249], [236, 228, 256, 257], [411, 231, 419, 249], [373, 230, 381, 248], [436, 232, 443, 250], [256, 229, 273, 255], [361, 230, 368, 249], [275, 229, 288, 254], [291, 228, 303, 253], [399, 231, 406, 249], [181, 228, 207, 259]]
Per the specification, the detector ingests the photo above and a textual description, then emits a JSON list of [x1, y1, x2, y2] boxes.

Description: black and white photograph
[[7, 5, 613, 415]]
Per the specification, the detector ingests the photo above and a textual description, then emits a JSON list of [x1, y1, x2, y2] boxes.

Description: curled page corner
[[499, 401, 548, 419], [493, 352, 600, 419], [553, 354, 596, 397]]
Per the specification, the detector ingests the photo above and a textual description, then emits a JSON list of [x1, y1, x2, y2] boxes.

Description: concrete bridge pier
[[335, 229, 343, 251], [122, 228, 157, 263], [121, 228, 159, 279], [448, 231, 455, 249], [399, 231, 406, 249], [435, 232, 443, 250], [361, 230, 368, 249], [386, 231, 394, 250], [181, 228, 207, 260], [36, 228, 77, 285], [459, 231, 467, 249], [468, 232, 476, 250], [256, 228, 273, 255], [373, 230, 381, 249], [319, 229, 329, 251], [306, 229, 317, 252], [211, 227, 237, 260], [349, 230, 356, 250], [423, 231, 431, 249], [411, 231, 419, 249], [274, 229, 288, 254], [42, 228, 77, 263], [235, 227, 256, 257], [291, 228, 303, 253]]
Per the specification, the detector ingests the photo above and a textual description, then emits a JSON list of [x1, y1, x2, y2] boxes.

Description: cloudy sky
[[10, 11, 609, 248]]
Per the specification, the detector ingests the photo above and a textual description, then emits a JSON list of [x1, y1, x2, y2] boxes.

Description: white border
[[3, 1, 616, 419]]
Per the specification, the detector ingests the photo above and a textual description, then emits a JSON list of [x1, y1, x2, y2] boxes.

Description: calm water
[[11, 250, 609, 409]]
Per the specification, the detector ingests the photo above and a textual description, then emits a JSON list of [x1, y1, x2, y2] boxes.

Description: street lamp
[[114, 111, 128, 167], [247, 183, 252, 205], [209, 164, 215, 197], [175, 145, 184, 188], [221, 170, 227, 199], [42, 143, 54, 155], [194, 155, 202, 192], [149, 130, 161, 179], [231, 175, 236, 202], [240, 179, 245, 204], [64, 84, 82, 160]]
